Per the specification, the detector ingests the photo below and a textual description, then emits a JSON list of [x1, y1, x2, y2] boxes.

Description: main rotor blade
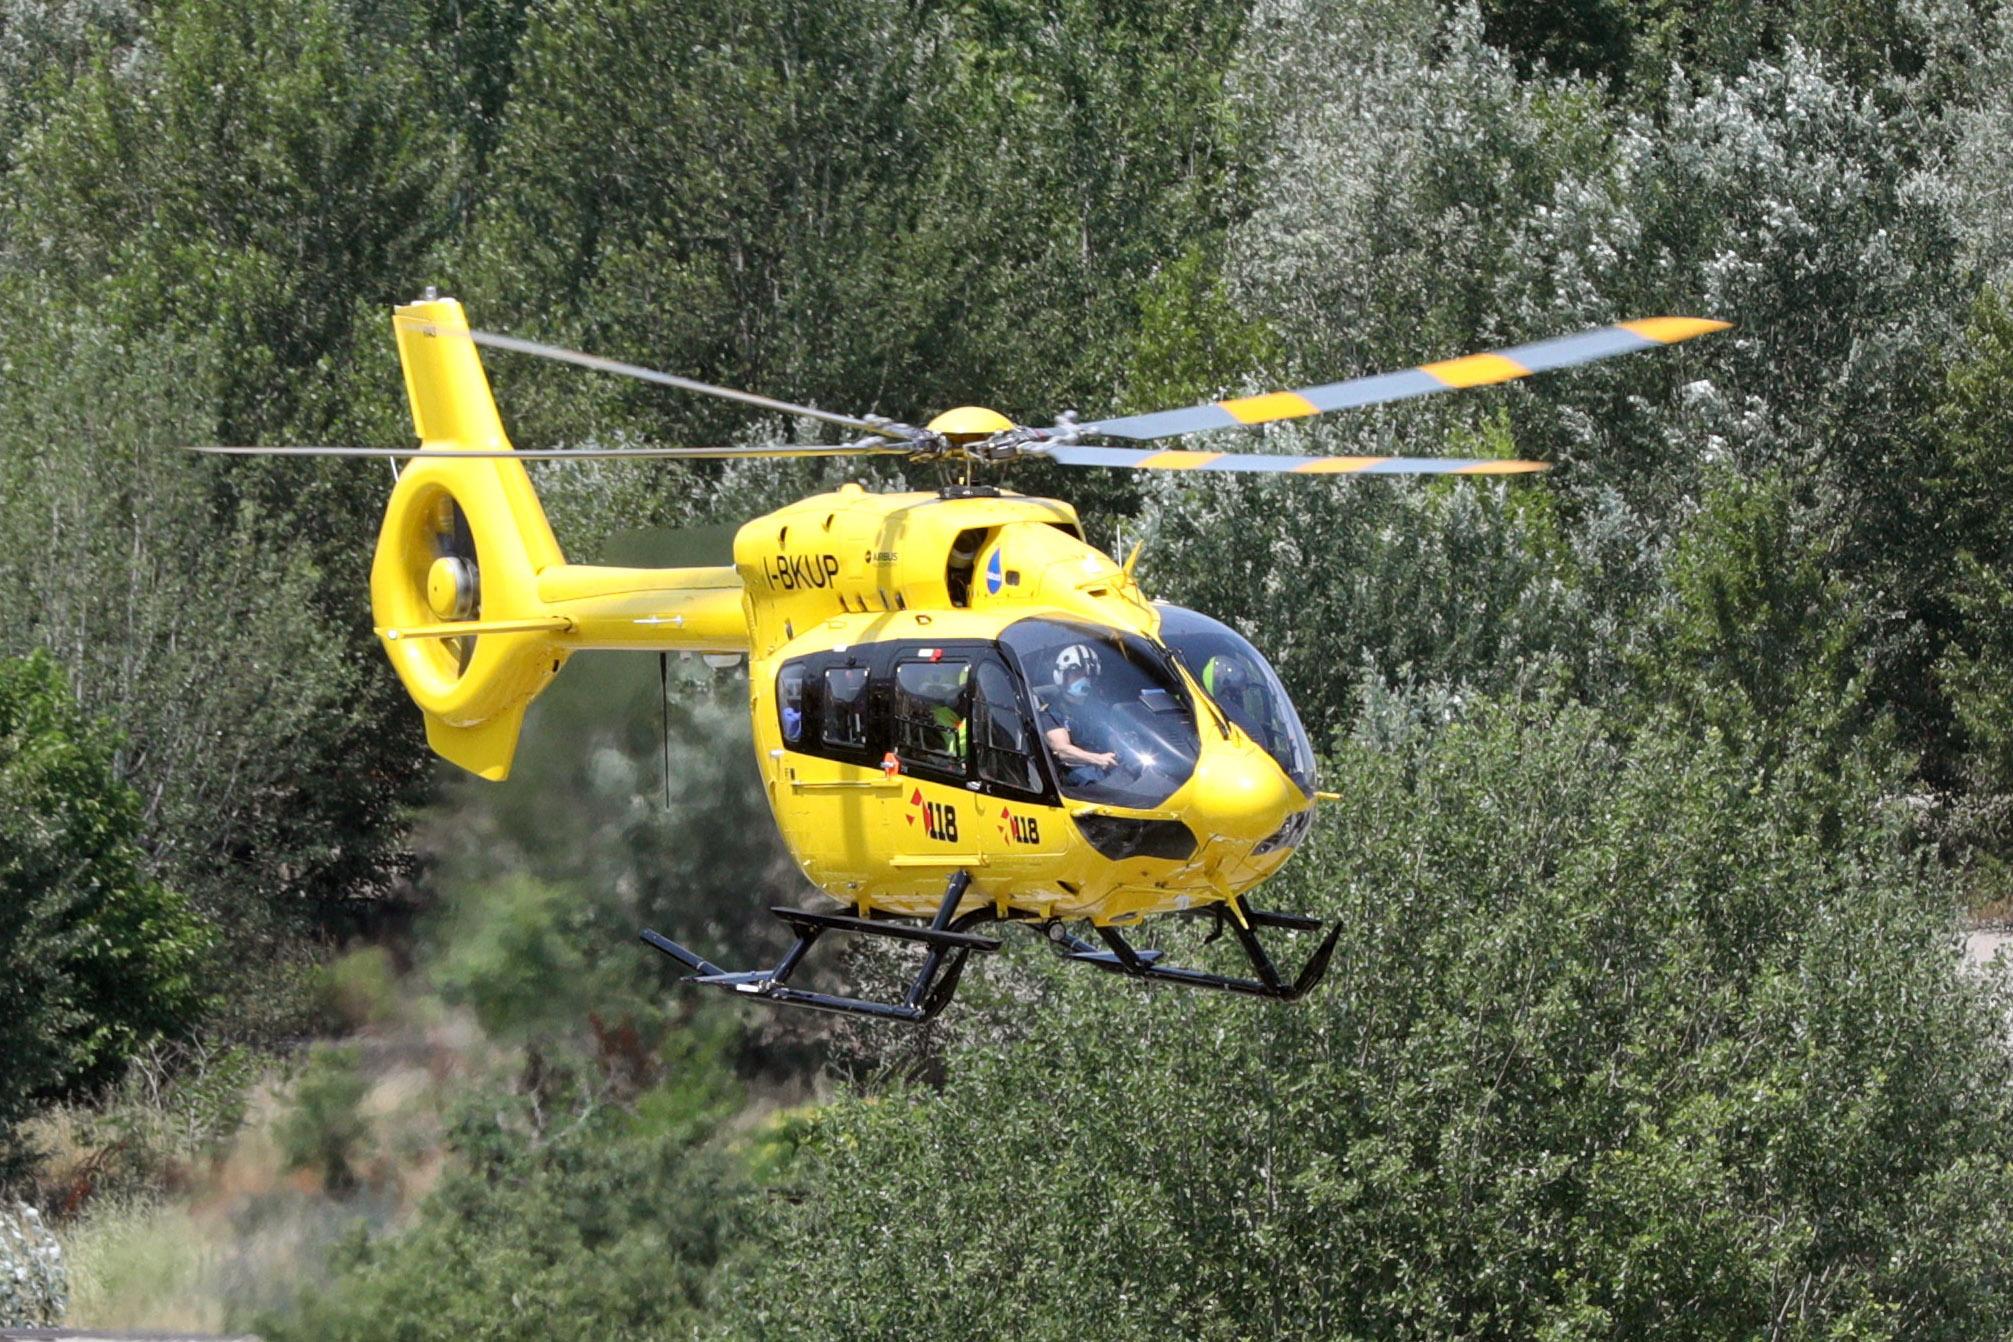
[[1074, 317, 1729, 442], [395, 315, 894, 438], [183, 442, 910, 461], [1043, 445, 1550, 475]]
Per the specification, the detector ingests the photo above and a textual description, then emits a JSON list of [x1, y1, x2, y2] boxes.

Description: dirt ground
[[1964, 931, 2013, 967]]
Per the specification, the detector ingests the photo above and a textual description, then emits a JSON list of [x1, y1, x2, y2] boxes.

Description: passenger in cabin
[[779, 668, 806, 743]]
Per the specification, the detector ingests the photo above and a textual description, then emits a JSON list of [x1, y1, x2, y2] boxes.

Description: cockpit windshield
[[1155, 605, 1317, 797], [999, 618, 1201, 809]]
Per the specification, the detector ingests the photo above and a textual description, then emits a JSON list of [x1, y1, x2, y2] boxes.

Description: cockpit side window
[[1156, 605, 1317, 796], [973, 659, 1043, 794]]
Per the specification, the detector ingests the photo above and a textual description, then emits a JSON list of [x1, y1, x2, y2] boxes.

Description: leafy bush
[[0, 650, 212, 1178], [274, 1046, 372, 1194], [320, 948, 402, 1035], [264, 1053, 748, 1342], [735, 697, 2013, 1339], [29, 1041, 259, 1211]]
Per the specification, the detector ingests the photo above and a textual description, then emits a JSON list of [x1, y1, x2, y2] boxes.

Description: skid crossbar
[[642, 876, 1342, 1021], [640, 871, 995, 1022], [1050, 907, 1341, 1002]]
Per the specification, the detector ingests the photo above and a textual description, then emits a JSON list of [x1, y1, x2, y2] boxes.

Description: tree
[[0, 314, 423, 975], [0, 651, 211, 1179], [1928, 290, 2013, 793], [735, 694, 2013, 1338], [264, 1042, 748, 1342]]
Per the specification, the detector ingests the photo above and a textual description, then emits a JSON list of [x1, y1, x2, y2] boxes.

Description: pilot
[[1041, 644, 1118, 781], [1203, 654, 1265, 743]]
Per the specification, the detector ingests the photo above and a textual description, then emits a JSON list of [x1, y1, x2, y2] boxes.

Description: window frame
[[890, 657, 972, 782], [774, 641, 1056, 804], [971, 656, 1049, 800]]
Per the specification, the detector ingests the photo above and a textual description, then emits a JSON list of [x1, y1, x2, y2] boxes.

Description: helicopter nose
[[1186, 735, 1301, 847]]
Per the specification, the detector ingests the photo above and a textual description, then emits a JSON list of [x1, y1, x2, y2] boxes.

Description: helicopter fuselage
[[725, 485, 1316, 924], [368, 297, 1317, 931]]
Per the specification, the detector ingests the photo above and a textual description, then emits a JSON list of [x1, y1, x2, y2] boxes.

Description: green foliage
[[6, 0, 462, 443], [1120, 244, 1283, 415], [0, 651, 212, 1179], [738, 697, 2013, 1338], [429, 876, 595, 1043], [1647, 471, 1871, 764], [451, 0, 1249, 473], [320, 947, 401, 1034], [1943, 556, 2013, 794], [1927, 290, 2013, 794], [0, 313, 419, 1021], [264, 1059, 747, 1342], [1477, 0, 1992, 104], [0, 0, 141, 173], [275, 1044, 372, 1193]]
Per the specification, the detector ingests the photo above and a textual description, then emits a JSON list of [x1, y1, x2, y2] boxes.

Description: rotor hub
[[426, 555, 479, 621], [925, 405, 1016, 440]]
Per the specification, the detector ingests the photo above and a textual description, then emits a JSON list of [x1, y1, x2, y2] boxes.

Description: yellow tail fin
[[369, 296, 569, 780], [368, 295, 750, 781]]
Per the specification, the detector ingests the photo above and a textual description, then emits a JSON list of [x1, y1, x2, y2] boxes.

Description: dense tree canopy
[[738, 698, 2013, 1339], [5, 0, 2013, 1332], [0, 652, 210, 1175]]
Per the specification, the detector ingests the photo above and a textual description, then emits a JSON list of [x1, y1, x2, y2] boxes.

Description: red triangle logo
[[910, 788, 923, 805]]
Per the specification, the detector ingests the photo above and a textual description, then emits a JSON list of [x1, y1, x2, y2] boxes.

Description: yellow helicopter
[[198, 294, 1724, 1022]]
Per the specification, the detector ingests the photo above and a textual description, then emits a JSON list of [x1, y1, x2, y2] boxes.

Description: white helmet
[[1054, 642, 1101, 685]]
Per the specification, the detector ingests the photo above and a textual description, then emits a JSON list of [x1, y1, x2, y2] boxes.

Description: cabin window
[[777, 664, 808, 744], [822, 666, 871, 749], [973, 660, 1041, 793], [892, 660, 968, 776]]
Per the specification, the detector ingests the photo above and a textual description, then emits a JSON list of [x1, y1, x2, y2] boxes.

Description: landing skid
[[640, 872, 999, 1023], [639, 872, 1340, 1022], [1045, 905, 1342, 1001]]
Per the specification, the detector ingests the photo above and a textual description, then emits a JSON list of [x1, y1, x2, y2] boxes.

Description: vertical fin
[[423, 704, 530, 782]]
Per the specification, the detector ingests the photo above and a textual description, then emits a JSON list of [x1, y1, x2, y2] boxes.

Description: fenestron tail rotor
[[428, 496, 481, 675]]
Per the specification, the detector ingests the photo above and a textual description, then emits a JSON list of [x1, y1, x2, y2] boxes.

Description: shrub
[[274, 1046, 371, 1193], [320, 948, 401, 1035], [262, 1061, 748, 1342], [0, 650, 212, 1178], [736, 696, 2013, 1339]]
